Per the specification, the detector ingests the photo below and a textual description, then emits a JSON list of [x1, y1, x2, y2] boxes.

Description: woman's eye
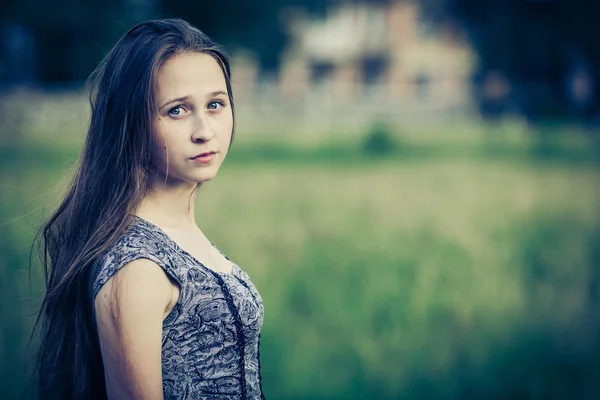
[[208, 101, 224, 110], [168, 106, 186, 117]]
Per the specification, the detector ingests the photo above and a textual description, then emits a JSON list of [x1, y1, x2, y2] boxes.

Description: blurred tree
[[0, 0, 330, 84], [159, 0, 329, 76], [0, 0, 148, 84], [423, 0, 600, 124]]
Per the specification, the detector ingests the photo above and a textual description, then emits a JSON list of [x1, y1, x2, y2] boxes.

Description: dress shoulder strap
[[92, 218, 183, 303]]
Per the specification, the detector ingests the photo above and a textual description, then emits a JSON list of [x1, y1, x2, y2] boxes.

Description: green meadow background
[[1, 121, 600, 399]]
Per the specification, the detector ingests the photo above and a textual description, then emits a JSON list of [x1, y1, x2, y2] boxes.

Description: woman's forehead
[[155, 52, 227, 102]]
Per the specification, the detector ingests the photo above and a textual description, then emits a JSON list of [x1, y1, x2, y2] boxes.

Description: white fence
[[0, 83, 476, 139]]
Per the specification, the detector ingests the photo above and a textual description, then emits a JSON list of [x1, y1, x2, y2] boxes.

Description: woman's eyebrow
[[209, 90, 228, 97], [159, 91, 228, 110], [159, 96, 190, 110]]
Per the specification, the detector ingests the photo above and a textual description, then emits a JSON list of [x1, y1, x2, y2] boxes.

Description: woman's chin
[[192, 170, 219, 184], [151, 172, 217, 187]]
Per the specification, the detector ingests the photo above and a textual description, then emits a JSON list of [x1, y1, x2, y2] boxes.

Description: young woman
[[34, 18, 265, 399]]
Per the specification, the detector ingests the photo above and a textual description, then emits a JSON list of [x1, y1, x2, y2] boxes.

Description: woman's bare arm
[[95, 258, 174, 400]]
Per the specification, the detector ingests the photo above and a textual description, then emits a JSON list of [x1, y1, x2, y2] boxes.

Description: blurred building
[[1, 0, 478, 137], [234, 1, 474, 105], [229, 0, 475, 132]]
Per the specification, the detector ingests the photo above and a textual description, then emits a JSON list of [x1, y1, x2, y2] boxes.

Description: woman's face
[[152, 51, 233, 185]]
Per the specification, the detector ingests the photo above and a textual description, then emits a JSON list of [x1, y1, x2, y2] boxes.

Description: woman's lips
[[191, 151, 216, 163]]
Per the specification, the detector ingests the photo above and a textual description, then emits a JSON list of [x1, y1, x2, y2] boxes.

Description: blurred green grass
[[1, 122, 600, 399]]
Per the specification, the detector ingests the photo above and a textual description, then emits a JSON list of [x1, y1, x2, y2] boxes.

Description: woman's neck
[[135, 180, 200, 230]]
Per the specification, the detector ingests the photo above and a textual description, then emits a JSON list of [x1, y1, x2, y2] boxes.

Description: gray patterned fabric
[[92, 215, 265, 399]]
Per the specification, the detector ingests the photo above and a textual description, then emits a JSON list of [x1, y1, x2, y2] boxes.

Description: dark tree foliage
[[0, 0, 138, 84], [159, 0, 329, 75], [430, 0, 600, 122], [0, 0, 330, 84]]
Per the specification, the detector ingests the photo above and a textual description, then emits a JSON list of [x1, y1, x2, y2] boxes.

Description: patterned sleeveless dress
[[92, 215, 265, 399]]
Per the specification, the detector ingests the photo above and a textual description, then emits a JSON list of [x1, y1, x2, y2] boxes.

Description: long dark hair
[[32, 18, 235, 399]]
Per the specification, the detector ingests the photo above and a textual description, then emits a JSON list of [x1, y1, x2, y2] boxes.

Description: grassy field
[[1, 122, 600, 399]]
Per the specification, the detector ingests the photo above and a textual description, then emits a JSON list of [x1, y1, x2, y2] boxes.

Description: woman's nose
[[191, 113, 215, 143]]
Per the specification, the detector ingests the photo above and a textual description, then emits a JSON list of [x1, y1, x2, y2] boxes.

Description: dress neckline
[[131, 214, 237, 276]]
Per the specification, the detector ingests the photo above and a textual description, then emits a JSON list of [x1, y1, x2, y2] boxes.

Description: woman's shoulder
[[98, 218, 163, 266], [107, 217, 161, 254], [92, 217, 180, 301]]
